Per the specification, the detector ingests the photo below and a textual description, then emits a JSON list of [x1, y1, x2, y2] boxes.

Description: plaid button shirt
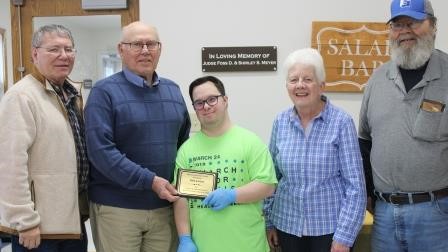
[[263, 99, 366, 246], [52, 82, 89, 193]]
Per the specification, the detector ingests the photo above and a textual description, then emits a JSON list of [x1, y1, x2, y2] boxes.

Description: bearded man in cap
[[359, 0, 448, 251]]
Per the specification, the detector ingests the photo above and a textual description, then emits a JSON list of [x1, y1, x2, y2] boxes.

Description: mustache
[[397, 34, 415, 41]]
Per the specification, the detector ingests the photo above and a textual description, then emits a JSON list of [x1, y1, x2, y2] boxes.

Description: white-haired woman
[[263, 48, 366, 252]]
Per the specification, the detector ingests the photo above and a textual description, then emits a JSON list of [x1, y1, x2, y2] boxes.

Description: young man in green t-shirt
[[173, 76, 277, 252]]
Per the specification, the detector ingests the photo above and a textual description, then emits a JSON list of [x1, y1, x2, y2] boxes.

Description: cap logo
[[400, 0, 411, 7]]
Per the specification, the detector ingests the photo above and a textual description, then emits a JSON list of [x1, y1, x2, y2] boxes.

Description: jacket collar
[[31, 71, 82, 94], [387, 50, 442, 90]]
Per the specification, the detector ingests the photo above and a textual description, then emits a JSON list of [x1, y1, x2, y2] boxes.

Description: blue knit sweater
[[85, 71, 190, 209]]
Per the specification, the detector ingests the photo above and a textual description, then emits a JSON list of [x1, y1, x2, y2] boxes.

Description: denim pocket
[[435, 197, 448, 216]]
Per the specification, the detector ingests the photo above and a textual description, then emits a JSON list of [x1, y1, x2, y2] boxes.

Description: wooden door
[[10, 0, 139, 83]]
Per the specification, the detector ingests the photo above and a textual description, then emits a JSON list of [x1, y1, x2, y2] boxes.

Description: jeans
[[11, 222, 87, 252], [372, 196, 448, 252]]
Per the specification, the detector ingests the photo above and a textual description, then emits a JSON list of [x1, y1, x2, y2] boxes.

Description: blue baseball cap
[[389, 0, 434, 23]]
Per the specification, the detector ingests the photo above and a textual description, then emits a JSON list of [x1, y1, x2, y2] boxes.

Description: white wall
[[70, 27, 120, 84], [1, 0, 447, 142], [142, 0, 448, 142]]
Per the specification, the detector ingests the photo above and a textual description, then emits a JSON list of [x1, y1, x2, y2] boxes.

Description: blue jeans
[[372, 197, 448, 252], [11, 222, 87, 252]]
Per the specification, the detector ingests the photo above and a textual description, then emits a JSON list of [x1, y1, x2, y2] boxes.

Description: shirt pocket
[[412, 85, 448, 141]]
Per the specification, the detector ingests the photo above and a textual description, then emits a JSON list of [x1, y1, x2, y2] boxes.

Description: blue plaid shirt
[[263, 98, 366, 246]]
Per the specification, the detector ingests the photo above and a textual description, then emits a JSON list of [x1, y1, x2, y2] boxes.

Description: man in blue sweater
[[85, 21, 191, 252]]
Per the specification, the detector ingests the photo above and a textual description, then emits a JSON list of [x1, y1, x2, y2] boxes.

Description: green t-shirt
[[174, 126, 277, 252]]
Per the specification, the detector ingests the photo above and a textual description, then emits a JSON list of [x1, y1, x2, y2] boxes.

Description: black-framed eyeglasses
[[121, 40, 161, 52], [192, 95, 223, 110], [389, 19, 425, 32]]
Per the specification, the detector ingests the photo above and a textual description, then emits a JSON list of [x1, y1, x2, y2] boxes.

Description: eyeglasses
[[192, 95, 223, 110], [36, 46, 77, 57], [389, 20, 425, 32], [121, 41, 161, 52]]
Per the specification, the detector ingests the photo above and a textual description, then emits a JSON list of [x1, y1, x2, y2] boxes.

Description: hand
[[266, 228, 279, 248], [19, 226, 41, 250], [177, 235, 197, 252], [331, 241, 350, 252], [152, 176, 179, 202], [202, 188, 236, 211]]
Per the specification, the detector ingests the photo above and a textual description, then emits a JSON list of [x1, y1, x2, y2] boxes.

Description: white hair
[[283, 48, 325, 83]]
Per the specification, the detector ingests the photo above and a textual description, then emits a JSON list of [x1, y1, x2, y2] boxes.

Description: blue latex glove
[[202, 188, 236, 211], [177, 235, 197, 252]]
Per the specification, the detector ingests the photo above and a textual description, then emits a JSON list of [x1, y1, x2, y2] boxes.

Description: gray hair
[[32, 24, 74, 48], [283, 48, 325, 83]]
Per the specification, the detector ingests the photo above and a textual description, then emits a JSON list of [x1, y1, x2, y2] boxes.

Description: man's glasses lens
[[123, 41, 160, 52], [390, 20, 423, 31], [193, 95, 222, 110]]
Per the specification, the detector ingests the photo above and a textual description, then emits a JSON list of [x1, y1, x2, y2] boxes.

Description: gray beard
[[390, 31, 435, 69]]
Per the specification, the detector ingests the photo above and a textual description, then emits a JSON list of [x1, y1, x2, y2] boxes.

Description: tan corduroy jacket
[[0, 73, 85, 239]]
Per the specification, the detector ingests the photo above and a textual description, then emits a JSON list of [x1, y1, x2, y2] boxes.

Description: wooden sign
[[311, 22, 390, 92]]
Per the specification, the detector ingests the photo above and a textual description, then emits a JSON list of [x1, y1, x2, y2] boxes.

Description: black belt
[[374, 187, 448, 205]]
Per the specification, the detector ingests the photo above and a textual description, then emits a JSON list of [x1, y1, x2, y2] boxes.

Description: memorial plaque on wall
[[311, 21, 390, 92], [202, 46, 277, 72]]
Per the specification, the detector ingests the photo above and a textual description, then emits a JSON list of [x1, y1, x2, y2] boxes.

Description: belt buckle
[[388, 193, 401, 205]]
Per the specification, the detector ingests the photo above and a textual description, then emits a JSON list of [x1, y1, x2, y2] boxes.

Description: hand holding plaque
[[176, 169, 218, 198]]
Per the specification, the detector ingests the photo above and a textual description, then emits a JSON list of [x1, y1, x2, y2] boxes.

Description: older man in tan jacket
[[0, 24, 89, 251]]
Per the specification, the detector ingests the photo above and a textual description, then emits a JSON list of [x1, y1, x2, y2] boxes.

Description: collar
[[123, 68, 160, 88], [31, 71, 81, 95], [387, 50, 442, 89], [288, 95, 329, 123], [52, 80, 79, 98]]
